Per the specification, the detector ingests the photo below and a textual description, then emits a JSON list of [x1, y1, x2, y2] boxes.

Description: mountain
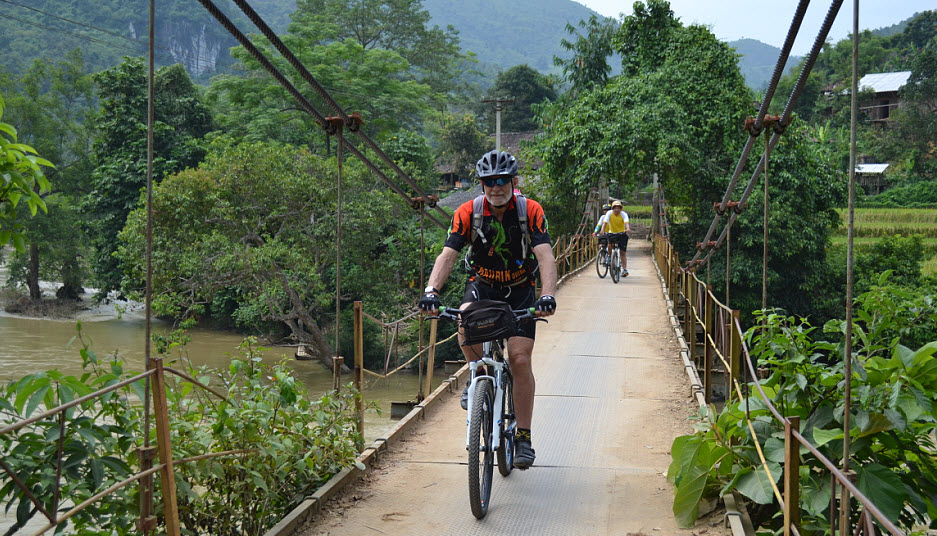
[[422, 0, 597, 73], [728, 39, 802, 91]]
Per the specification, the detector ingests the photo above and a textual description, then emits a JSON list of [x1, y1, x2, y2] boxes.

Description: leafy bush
[[864, 181, 937, 208], [0, 329, 364, 535], [668, 296, 937, 533]]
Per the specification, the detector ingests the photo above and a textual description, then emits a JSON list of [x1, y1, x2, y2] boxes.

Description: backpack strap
[[515, 194, 530, 260]]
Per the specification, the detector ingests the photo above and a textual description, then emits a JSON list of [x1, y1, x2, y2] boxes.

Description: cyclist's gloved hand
[[419, 293, 441, 313], [535, 294, 556, 314]]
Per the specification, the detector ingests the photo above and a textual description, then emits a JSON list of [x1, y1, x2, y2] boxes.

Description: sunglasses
[[480, 177, 512, 187]]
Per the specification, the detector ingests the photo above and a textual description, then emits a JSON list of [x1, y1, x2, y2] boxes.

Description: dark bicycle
[[595, 234, 609, 278], [436, 305, 543, 519]]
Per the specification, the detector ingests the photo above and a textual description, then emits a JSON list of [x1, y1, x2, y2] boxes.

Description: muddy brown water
[[0, 310, 444, 441]]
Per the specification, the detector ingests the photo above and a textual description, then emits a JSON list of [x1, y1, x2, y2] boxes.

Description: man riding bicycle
[[419, 149, 558, 470], [599, 200, 630, 277]]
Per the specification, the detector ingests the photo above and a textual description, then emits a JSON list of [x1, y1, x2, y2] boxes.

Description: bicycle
[[604, 232, 627, 283], [595, 234, 608, 278], [435, 306, 543, 519]]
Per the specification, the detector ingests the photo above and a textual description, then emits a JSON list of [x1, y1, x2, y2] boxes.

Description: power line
[[0, 0, 131, 42], [0, 2, 221, 72]]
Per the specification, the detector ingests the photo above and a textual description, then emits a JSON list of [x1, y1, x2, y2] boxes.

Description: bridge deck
[[300, 242, 731, 536]]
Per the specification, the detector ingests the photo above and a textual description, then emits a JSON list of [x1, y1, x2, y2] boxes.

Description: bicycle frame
[[464, 344, 508, 452]]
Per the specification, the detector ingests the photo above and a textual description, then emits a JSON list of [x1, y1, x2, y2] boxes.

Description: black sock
[[516, 428, 531, 443]]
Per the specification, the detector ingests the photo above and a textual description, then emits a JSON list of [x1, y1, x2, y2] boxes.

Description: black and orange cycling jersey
[[444, 195, 551, 287]]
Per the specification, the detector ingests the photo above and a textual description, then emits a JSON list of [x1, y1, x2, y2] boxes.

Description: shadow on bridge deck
[[297, 241, 733, 536]]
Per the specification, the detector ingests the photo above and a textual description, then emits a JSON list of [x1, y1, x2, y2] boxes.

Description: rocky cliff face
[[162, 20, 224, 77]]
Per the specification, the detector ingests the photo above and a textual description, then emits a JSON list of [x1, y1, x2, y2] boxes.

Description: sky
[[573, 1, 932, 56]]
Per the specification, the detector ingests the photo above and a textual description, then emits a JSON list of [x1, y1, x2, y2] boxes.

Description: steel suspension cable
[[694, 0, 811, 254], [192, 0, 448, 229], [226, 0, 452, 223], [696, 0, 845, 268]]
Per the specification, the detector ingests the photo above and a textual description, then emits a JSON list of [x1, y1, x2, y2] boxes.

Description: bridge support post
[[424, 317, 438, 399], [684, 273, 694, 363], [704, 285, 713, 404], [784, 415, 801, 536], [354, 301, 364, 443], [149, 358, 181, 536], [729, 310, 742, 402]]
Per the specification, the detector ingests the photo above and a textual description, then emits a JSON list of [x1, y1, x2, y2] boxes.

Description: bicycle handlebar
[[436, 306, 538, 323]]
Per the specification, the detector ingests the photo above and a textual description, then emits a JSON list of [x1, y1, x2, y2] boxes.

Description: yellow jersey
[[606, 211, 629, 233]]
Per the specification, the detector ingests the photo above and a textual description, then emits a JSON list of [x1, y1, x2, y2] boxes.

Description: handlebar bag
[[459, 299, 517, 346]]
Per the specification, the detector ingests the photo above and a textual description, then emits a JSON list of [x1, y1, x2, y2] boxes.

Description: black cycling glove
[[535, 294, 556, 314], [419, 293, 441, 313]]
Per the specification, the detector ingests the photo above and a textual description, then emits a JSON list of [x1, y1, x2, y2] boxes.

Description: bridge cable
[[693, 0, 845, 268], [694, 0, 811, 254], [191, 0, 447, 230], [225, 0, 452, 223]]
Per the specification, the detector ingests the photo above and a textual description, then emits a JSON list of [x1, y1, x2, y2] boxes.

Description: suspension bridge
[[0, 0, 912, 533]]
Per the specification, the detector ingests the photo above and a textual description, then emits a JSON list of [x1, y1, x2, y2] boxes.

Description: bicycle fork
[[465, 357, 505, 453]]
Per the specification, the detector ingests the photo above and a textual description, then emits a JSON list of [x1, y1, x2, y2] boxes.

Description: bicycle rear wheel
[[496, 368, 515, 477], [468, 378, 494, 519], [611, 249, 621, 283], [595, 249, 608, 278]]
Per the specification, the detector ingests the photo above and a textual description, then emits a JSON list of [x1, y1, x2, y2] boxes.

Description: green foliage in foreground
[[0, 330, 364, 535], [668, 286, 937, 533]]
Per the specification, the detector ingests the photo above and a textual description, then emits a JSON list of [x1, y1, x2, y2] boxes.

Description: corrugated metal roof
[[856, 163, 890, 174], [858, 71, 911, 93]]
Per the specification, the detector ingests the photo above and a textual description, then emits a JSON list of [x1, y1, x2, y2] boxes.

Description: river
[[0, 305, 445, 442], [0, 264, 450, 534]]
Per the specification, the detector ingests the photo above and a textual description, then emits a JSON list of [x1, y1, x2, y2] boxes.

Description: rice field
[[832, 208, 937, 274]]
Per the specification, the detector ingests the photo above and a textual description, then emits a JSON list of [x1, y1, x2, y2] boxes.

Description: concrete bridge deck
[[299, 242, 732, 536]]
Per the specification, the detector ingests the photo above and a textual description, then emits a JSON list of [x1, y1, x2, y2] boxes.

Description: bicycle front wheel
[[595, 249, 608, 278], [497, 370, 515, 477], [468, 378, 494, 519], [611, 249, 621, 283]]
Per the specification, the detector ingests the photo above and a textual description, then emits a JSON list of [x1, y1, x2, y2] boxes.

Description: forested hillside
[[728, 39, 801, 90], [422, 0, 596, 72], [0, 0, 295, 79]]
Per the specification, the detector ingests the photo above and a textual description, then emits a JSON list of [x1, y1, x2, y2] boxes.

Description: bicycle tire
[[468, 378, 494, 519], [496, 366, 515, 477], [595, 249, 608, 278], [611, 249, 620, 283]]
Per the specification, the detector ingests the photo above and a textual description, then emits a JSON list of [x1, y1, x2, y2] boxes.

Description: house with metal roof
[[858, 71, 911, 124]]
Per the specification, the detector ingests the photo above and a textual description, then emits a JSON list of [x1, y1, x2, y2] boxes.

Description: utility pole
[[482, 97, 515, 152]]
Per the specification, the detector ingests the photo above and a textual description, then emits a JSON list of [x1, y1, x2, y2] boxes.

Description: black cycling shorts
[[598, 234, 608, 246], [462, 280, 537, 340]]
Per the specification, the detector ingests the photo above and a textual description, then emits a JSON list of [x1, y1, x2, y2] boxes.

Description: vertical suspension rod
[[842, 0, 860, 531]]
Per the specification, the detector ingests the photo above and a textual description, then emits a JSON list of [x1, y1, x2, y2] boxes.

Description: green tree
[[531, 7, 751, 235], [0, 91, 53, 254], [0, 49, 94, 300], [291, 0, 463, 94], [436, 113, 492, 184], [207, 20, 435, 149], [486, 65, 557, 132], [84, 58, 213, 296], [117, 139, 427, 364], [612, 0, 681, 77], [554, 14, 618, 95]]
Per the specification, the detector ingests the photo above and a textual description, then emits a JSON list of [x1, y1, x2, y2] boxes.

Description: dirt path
[[298, 241, 731, 536]]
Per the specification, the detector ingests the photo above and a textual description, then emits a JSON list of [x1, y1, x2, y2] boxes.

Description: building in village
[[857, 71, 911, 126]]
